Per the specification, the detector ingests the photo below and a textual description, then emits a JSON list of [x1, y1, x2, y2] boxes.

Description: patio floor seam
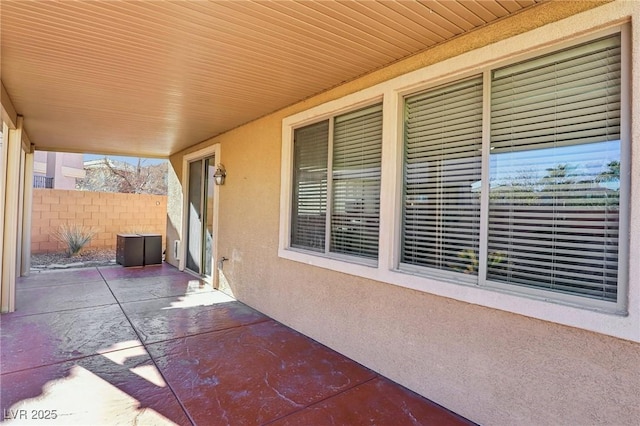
[[98, 267, 198, 426], [5, 301, 120, 319], [262, 375, 380, 425], [15, 278, 107, 290], [133, 317, 273, 346]]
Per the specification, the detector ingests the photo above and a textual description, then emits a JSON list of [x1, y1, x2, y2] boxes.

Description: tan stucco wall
[[168, 2, 640, 424], [165, 160, 182, 266]]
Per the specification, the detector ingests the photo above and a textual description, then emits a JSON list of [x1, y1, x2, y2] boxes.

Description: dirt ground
[[31, 248, 116, 269]]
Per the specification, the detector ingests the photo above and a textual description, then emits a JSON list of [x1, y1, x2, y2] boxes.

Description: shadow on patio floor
[[1, 264, 474, 425]]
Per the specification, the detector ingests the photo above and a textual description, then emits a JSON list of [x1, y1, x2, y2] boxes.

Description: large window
[[401, 34, 624, 304], [282, 22, 634, 339], [403, 77, 483, 280], [291, 104, 383, 262], [487, 35, 621, 301]]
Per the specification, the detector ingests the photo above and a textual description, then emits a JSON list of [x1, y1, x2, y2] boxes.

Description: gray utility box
[[116, 234, 144, 267], [139, 234, 162, 265]]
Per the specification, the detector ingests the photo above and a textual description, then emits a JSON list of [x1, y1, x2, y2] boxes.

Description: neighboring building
[[33, 150, 85, 189]]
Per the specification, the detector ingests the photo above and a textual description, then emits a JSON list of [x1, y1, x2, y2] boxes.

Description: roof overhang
[[1, 0, 545, 157]]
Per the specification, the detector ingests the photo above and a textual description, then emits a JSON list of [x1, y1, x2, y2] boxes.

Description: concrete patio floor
[[1, 264, 473, 425]]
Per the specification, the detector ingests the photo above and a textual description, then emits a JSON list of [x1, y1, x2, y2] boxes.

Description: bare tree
[[77, 157, 167, 195]]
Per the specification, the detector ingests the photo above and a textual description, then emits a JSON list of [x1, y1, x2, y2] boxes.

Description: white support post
[[0, 123, 8, 291], [15, 149, 25, 275], [21, 148, 34, 276], [1, 116, 23, 313]]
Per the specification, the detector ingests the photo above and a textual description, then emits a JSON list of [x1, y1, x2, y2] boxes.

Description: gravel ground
[[31, 248, 117, 270]]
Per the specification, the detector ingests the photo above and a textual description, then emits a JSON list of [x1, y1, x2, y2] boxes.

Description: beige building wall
[[33, 151, 85, 190], [168, 2, 640, 424]]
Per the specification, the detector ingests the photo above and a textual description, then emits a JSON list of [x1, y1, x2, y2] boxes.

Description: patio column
[[1, 115, 24, 313], [0, 123, 8, 303], [21, 148, 34, 276], [15, 148, 25, 276]]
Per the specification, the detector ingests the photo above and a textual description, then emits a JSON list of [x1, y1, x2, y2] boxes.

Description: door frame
[[180, 144, 221, 286]]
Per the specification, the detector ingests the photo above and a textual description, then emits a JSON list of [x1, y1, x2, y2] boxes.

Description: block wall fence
[[31, 189, 167, 254]]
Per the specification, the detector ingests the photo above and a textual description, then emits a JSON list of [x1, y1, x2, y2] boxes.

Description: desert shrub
[[53, 223, 97, 256]]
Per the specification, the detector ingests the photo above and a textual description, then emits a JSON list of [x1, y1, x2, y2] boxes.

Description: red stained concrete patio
[[1, 264, 473, 425]]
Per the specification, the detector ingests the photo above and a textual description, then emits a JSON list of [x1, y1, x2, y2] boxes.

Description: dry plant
[[53, 223, 97, 256]]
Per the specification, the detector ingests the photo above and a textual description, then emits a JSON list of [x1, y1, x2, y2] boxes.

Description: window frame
[[283, 98, 385, 268], [280, 17, 637, 343], [397, 32, 628, 314], [399, 75, 485, 286]]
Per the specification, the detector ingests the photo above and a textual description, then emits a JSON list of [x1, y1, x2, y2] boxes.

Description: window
[[291, 121, 329, 252], [487, 35, 621, 302], [401, 34, 625, 305], [291, 104, 383, 262], [403, 76, 483, 281], [282, 20, 634, 340]]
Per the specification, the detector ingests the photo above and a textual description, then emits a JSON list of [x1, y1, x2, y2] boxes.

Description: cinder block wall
[[31, 189, 167, 253]]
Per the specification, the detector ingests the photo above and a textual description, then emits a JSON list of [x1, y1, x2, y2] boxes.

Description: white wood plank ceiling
[[1, 0, 542, 157]]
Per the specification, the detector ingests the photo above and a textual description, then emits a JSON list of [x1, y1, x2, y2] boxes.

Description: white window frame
[[288, 103, 384, 266], [399, 33, 627, 313], [281, 96, 386, 275], [280, 4, 639, 343]]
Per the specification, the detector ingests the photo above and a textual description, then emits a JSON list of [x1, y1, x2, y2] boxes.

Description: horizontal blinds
[[331, 104, 383, 259], [291, 120, 329, 252], [402, 76, 483, 274], [488, 35, 621, 301], [491, 35, 621, 152]]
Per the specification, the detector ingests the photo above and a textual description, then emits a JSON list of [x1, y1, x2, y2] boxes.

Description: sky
[[490, 140, 620, 190], [83, 154, 166, 165]]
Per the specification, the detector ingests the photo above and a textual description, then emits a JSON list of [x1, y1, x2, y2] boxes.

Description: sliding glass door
[[186, 156, 215, 277]]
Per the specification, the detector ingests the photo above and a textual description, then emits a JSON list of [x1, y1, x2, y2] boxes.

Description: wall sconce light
[[213, 164, 226, 185]]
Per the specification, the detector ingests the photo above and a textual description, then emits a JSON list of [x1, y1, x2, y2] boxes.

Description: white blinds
[[290, 31, 625, 305], [331, 105, 383, 259], [291, 104, 382, 260], [488, 34, 621, 301], [291, 120, 329, 251], [402, 77, 483, 273], [491, 36, 621, 153]]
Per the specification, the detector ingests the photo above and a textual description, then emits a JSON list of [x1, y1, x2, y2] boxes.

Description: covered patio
[[1, 265, 471, 425], [2, 1, 640, 424]]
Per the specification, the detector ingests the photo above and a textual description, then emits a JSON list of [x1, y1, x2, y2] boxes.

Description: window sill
[[280, 247, 378, 272]]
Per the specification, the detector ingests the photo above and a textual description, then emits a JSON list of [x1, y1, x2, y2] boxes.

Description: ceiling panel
[[1, 0, 543, 157]]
